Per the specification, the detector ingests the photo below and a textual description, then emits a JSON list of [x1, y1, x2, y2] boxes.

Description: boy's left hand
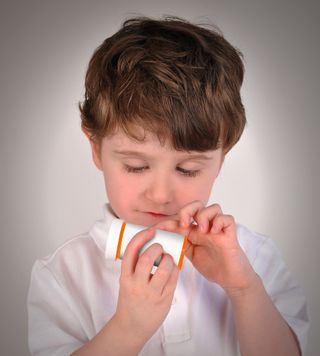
[[155, 201, 258, 296]]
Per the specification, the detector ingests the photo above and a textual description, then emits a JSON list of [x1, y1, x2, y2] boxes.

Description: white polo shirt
[[27, 204, 309, 355]]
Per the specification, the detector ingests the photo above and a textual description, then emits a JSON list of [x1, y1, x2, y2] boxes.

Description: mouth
[[144, 211, 170, 218]]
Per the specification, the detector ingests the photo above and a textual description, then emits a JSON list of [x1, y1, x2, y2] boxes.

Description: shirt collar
[[89, 203, 117, 254]]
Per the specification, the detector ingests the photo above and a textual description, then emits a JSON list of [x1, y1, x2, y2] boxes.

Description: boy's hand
[[155, 201, 258, 297], [113, 227, 179, 347]]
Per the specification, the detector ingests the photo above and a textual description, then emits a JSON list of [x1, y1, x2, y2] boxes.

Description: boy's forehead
[[104, 129, 172, 151]]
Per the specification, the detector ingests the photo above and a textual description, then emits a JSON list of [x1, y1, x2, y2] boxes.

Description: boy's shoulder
[[36, 204, 114, 271], [236, 222, 268, 245], [236, 222, 274, 265], [34, 232, 104, 276], [236, 222, 287, 275]]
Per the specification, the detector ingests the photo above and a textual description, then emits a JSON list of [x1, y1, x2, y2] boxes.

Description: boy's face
[[87, 129, 225, 227]]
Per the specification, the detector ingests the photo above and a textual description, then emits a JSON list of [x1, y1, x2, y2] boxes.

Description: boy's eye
[[124, 164, 149, 173], [124, 164, 200, 177], [177, 167, 200, 177]]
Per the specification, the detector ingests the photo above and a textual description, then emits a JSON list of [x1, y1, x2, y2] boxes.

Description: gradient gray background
[[1, 0, 319, 355]]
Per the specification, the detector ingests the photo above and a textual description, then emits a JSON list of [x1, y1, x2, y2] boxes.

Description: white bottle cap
[[106, 218, 187, 269]]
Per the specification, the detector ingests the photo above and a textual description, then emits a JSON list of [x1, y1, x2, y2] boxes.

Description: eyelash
[[124, 165, 148, 174], [177, 167, 200, 177], [124, 165, 200, 177]]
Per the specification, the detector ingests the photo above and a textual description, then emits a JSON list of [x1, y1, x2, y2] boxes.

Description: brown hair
[[79, 16, 246, 153]]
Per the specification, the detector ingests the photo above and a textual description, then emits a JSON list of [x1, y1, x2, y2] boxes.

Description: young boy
[[27, 16, 309, 355]]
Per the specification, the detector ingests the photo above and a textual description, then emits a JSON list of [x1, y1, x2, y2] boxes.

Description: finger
[[161, 264, 179, 297], [152, 218, 180, 233], [210, 214, 236, 235], [134, 243, 164, 282], [178, 200, 204, 228], [187, 225, 211, 246], [195, 203, 223, 233], [152, 219, 190, 238], [121, 228, 155, 278], [149, 253, 175, 293]]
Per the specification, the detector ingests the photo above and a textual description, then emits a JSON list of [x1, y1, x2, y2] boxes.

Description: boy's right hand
[[113, 227, 179, 348]]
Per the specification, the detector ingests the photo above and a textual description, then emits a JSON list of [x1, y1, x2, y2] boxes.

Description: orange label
[[177, 236, 188, 269], [115, 222, 126, 259]]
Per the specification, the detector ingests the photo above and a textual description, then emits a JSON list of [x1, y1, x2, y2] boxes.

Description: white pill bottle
[[106, 218, 188, 269]]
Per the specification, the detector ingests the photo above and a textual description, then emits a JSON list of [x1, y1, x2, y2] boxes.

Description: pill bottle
[[106, 218, 188, 269]]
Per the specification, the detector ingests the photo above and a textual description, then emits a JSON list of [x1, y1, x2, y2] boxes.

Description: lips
[[146, 212, 169, 217], [143, 211, 171, 219]]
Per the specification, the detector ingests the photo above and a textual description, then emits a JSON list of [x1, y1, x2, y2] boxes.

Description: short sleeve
[[27, 260, 85, 356], [251, 237, 310, 355]]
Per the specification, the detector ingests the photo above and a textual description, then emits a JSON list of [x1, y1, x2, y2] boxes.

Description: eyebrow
[[112, 149, 214, 160]]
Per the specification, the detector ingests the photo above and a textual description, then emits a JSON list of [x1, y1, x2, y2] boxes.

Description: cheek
[[103, 170, 140, 209], [177, 177, 215, 206]]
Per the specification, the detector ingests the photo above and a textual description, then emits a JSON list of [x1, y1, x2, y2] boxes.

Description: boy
[[27, 16, 309, 355]]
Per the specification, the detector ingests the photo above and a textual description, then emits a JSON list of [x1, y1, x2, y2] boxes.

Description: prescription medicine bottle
[[106, 218, 188, 269]]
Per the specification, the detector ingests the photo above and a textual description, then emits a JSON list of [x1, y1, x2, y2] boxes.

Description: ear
[[219, 154, 225, 171], [216, 153, 225, 177], [82, 127, 103, 171]]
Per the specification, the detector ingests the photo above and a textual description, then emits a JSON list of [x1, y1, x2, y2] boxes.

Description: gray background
[[1, 0, 319, 355]]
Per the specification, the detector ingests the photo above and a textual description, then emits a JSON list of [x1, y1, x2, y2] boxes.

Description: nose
[[145, 173, 173, 205]]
